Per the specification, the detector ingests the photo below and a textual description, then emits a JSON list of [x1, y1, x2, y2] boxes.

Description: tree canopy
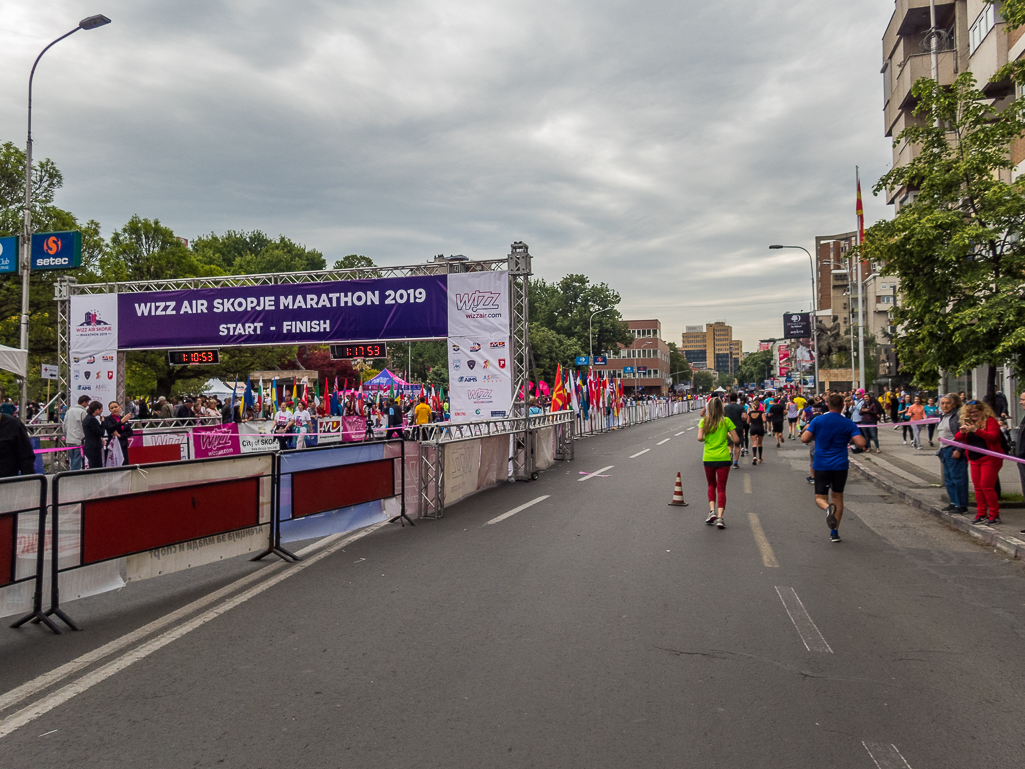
[[865, 72, 1025, 398]]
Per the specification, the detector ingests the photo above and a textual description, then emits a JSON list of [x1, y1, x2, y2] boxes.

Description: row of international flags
[[229, 375, 446, 417], [527, 364, 626, 419]]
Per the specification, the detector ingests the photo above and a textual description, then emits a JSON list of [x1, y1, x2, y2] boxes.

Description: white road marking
[[743, 474, 752, 494], [675, 431, 685, 436], [0, 531, 344, 716], [774, 586, 832, 653], [863, 742, 913, 768], [657, 438, 671, 445], [748, 513, 779, 568], [629, 449, 650, 458], [486, 495, 550, 525], [0, 523, 385, 741], [578, 465, 614, 481], [686, 426, 696, 431]]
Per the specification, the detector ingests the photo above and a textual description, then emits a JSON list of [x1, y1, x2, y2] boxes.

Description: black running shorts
[[814, 468, 849, 496], [771, 421, 784, 434]]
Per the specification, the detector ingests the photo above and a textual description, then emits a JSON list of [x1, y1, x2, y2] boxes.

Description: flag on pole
[[550, 364, 568, 411], [856, 168, 865, 245], [291, 378, 297, 405], [569, 370, 580, 414], [243, 377, 255, 416], [314, 378, 321, 409], [258, 378, 265, 414], [229, 374, 239, 419]]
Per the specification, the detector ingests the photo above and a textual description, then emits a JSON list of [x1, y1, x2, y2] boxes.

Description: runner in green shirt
[[698, 397, 740, 529]]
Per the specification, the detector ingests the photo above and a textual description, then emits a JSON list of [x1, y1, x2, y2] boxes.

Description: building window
[[970, 4, 998, 54]]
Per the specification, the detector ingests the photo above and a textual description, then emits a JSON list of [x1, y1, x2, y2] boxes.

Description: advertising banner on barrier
[[127, 430, 191, 461], [192, 423, 242, 458], [447, 272, 513, 422]]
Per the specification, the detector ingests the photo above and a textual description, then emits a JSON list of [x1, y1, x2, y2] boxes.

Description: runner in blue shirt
[[801, 392, 867, 543]]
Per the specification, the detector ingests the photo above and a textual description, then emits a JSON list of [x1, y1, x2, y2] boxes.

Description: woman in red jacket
[[955, 400, 1005, 524]]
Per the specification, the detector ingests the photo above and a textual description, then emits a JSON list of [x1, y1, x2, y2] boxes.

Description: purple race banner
[[192, 423, 242, 458], [117, 275, 449, 349]]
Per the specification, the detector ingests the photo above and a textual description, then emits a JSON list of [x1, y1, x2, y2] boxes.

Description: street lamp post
[[588, 307, 614, 364], [769, 244, 819, 394], [19, 14, 111, 421]]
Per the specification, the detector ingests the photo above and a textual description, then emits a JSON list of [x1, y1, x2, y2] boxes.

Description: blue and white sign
[[593, 355, 607, 365], [575, 356, 590, 366], [623, 366, 634, 373], [0, 235, 18, 274], [31, 231, 82, 270]]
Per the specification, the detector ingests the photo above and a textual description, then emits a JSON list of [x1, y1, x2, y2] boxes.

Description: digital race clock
[[329, 343, 388, 360], [167, 349, 220, 365]]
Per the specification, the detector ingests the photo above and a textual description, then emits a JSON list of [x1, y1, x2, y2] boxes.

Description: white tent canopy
[[201, 378, 242, 398], [713, 386, 726, 393], [0, 344, 28, 378]]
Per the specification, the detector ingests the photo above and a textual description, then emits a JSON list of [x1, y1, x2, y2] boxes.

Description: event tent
[[363, 369, 417, 390], [202, 378, 243, 398], [0, 344, 27, 378]]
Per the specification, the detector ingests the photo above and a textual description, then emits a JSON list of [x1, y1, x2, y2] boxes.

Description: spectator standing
[[0, 411, 35, 477], [858, 391, 881, 453], [158, 396, 173, 419], [413, 396, 432, 439], [82, 402, 105, 470], [908, 396, 926, 449], [0, 397, 15, 417], [887, 389, 900, 425], [955, 400, 1005, 525], [924, 397, 939, 447], [64, 394, 91, 471], [936, 393, 968, 514], [101, 401, 134, 466]]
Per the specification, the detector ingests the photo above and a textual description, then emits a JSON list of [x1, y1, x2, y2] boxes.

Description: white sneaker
[[706, 512, 717, 525]]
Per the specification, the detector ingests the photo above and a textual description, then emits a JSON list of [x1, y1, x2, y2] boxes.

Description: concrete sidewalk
[[846, 418, 1025, 560]]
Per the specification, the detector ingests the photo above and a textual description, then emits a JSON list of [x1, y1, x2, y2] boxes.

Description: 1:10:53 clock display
[[167, 349, 220, 365]]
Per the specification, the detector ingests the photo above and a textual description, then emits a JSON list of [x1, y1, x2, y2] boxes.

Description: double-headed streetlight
[[19, 14, 111, 420], [769, 244, 819, 394]]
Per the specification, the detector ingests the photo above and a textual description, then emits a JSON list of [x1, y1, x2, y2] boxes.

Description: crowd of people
[[697, 386, 1025, 542]]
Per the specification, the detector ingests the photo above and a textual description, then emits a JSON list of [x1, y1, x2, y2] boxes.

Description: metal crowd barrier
[[2, 475, 54, 632]]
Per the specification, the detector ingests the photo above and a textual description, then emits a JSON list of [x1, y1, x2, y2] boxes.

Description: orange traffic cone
[[668, 472, 688, 506]]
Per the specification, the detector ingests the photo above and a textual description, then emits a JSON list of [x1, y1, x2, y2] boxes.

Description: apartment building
[[680, 322, 741, 374], [597, 319, 671, 394], [883, 1, 1025, 205]]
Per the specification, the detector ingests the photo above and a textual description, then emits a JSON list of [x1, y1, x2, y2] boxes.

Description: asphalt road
[[2, 413, 1025, 768]]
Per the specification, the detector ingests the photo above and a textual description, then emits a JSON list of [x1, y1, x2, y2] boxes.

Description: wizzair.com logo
[[455, 290, 503, 318], [466, 388, 493, 401]]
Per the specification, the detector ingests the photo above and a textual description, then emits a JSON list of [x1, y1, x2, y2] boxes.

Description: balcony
[[885, 50, 958, 136], [883, 0, 958, 61]]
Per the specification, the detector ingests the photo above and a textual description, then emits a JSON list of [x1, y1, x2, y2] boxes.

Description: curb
[[849, 457, 1025, 560]]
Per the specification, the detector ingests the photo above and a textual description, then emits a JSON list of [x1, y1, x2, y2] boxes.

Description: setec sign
[[0, 235, 18, 274], [31, 231, 82, 271]]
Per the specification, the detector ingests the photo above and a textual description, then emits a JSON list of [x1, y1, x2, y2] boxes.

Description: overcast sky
[[0, 0, 895, 350]]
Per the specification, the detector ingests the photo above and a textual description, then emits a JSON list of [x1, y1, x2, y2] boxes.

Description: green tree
[[666, 342, 691, 385], [529, 323, 583, 383], [333, 254, 375, 270], [692, 370, 715, 393], [0, 142, 106, 400], [190, 230, 325, 276], [866, 71, 1025, 400], [529, 274, 632, 356], [738, 349, 772, 385], [991, 0, 1025, 29]]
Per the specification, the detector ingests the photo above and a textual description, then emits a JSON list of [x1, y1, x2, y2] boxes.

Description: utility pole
[[856, 167, 866, 390]]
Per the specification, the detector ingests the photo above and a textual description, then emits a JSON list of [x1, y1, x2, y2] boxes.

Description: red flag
[[856, 170, 865, 245], [550, 364, 568, 411]]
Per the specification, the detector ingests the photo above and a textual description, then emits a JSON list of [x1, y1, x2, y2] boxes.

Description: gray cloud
[[0, 0, 895, 350]]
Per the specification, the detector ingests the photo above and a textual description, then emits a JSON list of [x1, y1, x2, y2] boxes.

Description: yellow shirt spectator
[[414, 402, 432, 425]]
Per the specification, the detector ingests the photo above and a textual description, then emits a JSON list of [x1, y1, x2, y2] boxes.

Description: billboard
[[0, 236, 18, 274], [31, 231, 82, 270], [782, 312, 811, 339]]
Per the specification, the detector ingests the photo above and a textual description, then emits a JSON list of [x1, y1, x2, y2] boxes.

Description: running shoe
[[971, 515, 987, 525], [830, 529, 841, 543], [806, 476, 814, 484], [953, 507, 968, 514], [732, 461, 740, 469], [988, 517, 1001, 525], [706, 512, 717, 525], [825, 503, 838, 530], [941, 504, 958, 512], [752, 458, 757, 466], [716, 517, 725, 529]]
